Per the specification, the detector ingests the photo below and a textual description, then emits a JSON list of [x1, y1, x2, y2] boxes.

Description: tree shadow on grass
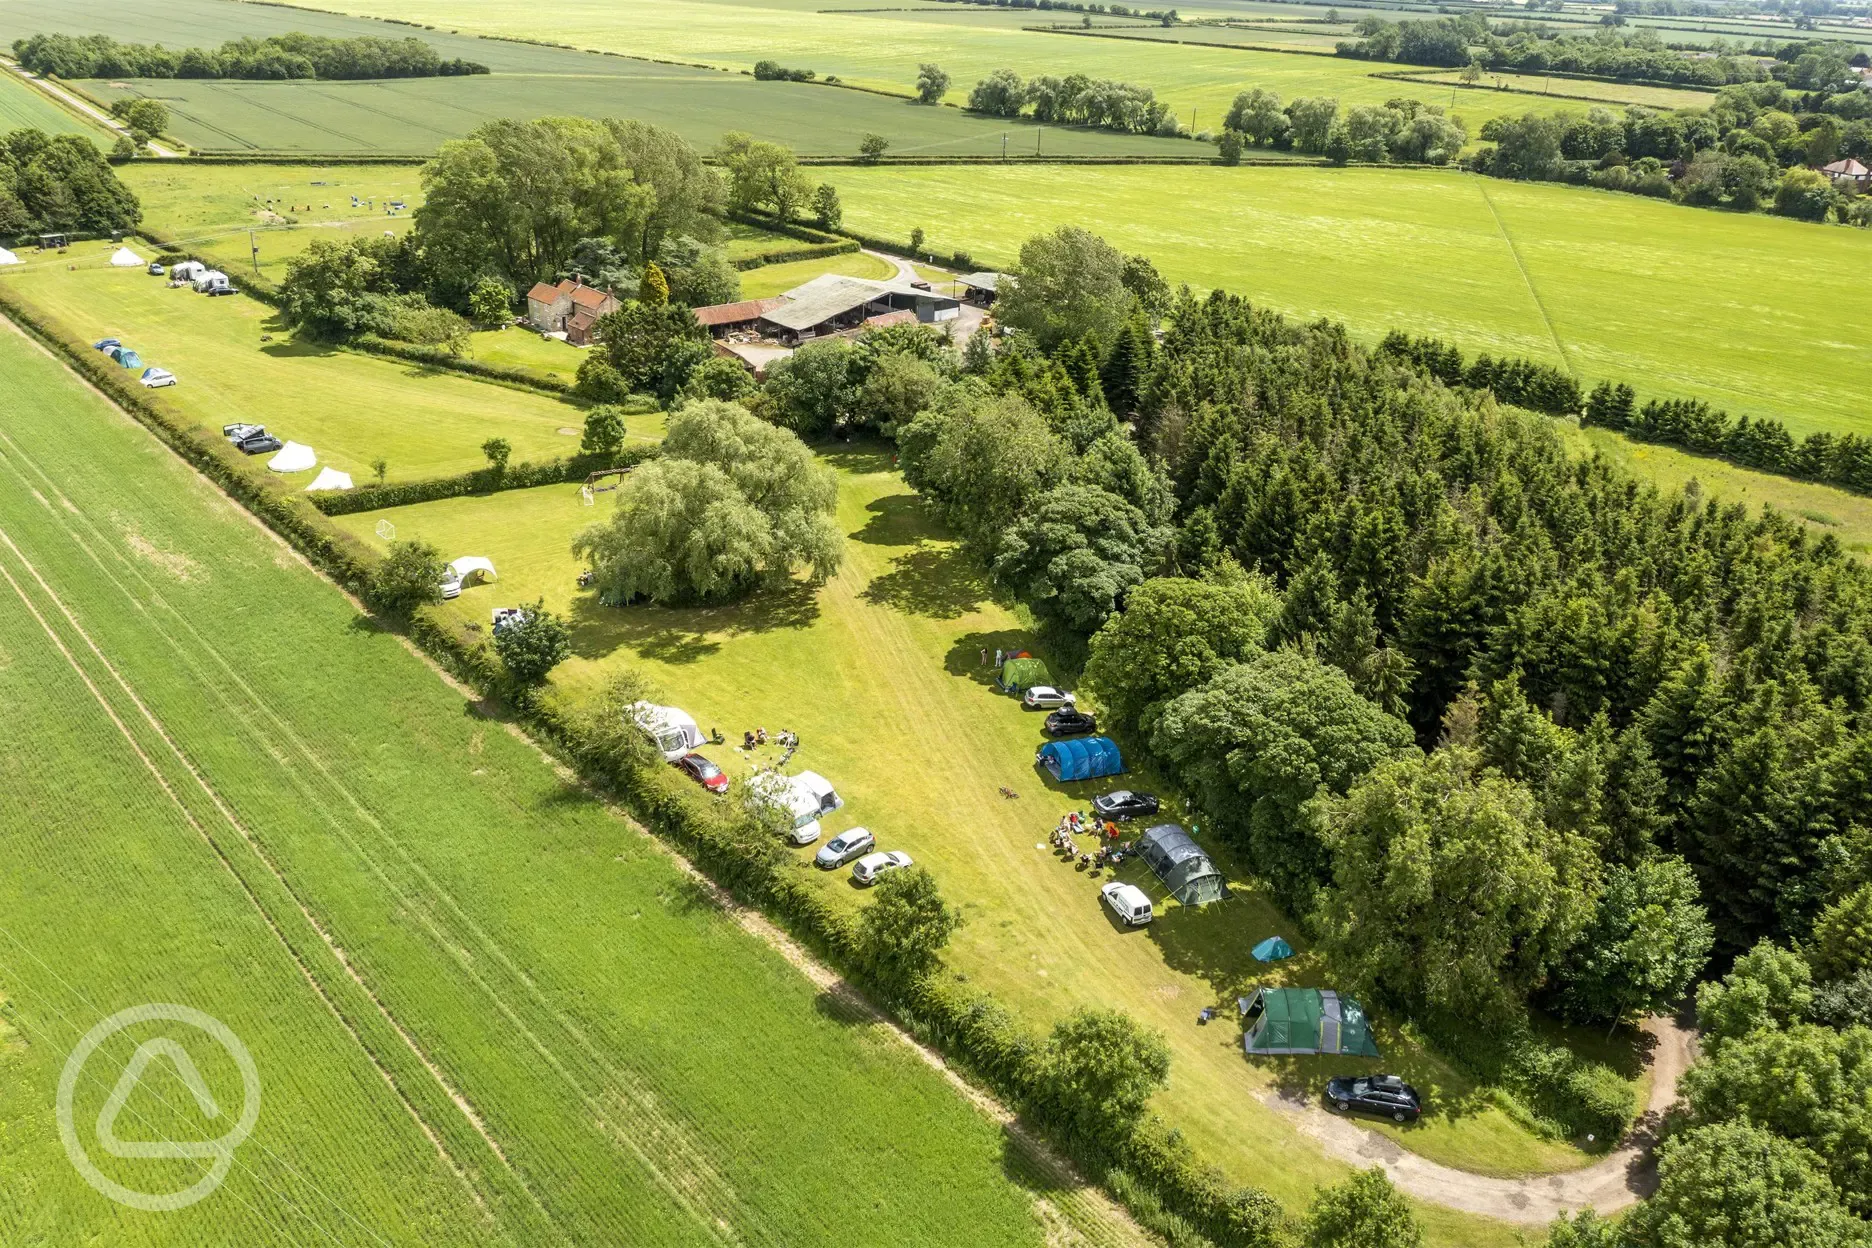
[[942, 630, 1041, 688], [816, 440, 896, 477], [852, 491, 944, 547], [862, 545, 994, 620], [562, 579, 821, 665]]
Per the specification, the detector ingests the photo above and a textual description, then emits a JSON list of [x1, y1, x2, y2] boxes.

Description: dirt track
[[1263, 1014, 1696, 1224]]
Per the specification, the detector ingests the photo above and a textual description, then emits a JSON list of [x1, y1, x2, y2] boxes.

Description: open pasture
[[319, 0, 1577, 131], [333, 453, 1654, 1246], [0, 257, 586, 482], [833, 163, 1872, 439], [0, 323, 1126, 1247]]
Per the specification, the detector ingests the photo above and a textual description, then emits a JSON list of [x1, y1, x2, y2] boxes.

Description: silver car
[[815, 827, 874, 869]]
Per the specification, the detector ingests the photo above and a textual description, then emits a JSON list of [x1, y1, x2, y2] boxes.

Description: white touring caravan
[[631, 702, 705, 762], [749, 770, 843, 845]]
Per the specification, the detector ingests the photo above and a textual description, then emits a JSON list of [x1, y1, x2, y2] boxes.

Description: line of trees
[[0, 128, 140, 236], [11, 32, 488, 81], [966, 68, 1185, 135], [1476, 79, 1872, 224], [1220, 88, 1467, 163]]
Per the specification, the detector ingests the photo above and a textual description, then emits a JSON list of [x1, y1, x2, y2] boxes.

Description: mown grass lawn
[[739, 251, 897, 299], [832, 163, 1872, 439], [0, 326, 1113, 1248], [0, 256, 587, 482], [334, 449, 1652, 1247]]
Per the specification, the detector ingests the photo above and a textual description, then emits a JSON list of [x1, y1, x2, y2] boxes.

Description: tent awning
[[267, 441, 317, 473], [448, 556, 497, 583]]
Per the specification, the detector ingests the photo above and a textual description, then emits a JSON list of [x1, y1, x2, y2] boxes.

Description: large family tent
[[267, 441, 317, 473], [997, 655, 1053, 693], [0, 247, 19, 266], [1036, 736, 1123, 782], [1136, 823, 1226, 906], [109, 246, 145, 267], [1238, 987, 1379, 1058]]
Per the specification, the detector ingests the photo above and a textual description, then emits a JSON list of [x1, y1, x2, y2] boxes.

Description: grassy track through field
[[0, 324, 1111, 1246], [832, 163, 1872, 438]]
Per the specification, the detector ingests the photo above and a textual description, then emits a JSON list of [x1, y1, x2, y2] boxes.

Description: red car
[[674, 752, 728, 794]]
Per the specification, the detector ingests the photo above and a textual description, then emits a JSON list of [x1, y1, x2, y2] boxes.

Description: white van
[[1100, 881, 1154, 927], [630, 702, 704, 762]]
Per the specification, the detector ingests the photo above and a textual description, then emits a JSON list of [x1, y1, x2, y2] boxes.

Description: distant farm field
[[318, 0, 1569, 131], [0, 66, 103, 139], [0, 323, 1122, 1247], [832, 163, 1872, 438]]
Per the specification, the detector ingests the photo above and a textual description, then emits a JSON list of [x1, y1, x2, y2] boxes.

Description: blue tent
[[117, 349, 144, 370], [1036, 736, 1123, 782], [1252, 936, 1294, 962]]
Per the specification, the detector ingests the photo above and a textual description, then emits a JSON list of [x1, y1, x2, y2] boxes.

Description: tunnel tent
[[998, 655, 1053, 693], [1036, 736, 1123, 782], [1135, 823, 1226, 906], [1238, 987, 1379, 1058]]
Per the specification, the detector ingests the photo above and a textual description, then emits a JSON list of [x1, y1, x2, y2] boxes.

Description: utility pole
[[249, 229, 259, 276], [1002, 131, 1007, 162], [1037, 126, 1042, 156]]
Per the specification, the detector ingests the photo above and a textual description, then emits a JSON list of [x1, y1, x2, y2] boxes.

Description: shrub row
[[309, 443, 660, 516], [1584, 383, 1872, 500], [347, 333, 576, 395], [2, 281, 1290, 1243], [730, 240, 858, 271]]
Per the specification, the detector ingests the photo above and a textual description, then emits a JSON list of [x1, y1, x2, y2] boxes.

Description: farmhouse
[[1822, 157, 1871, 190], [525, 279, 620, 344]]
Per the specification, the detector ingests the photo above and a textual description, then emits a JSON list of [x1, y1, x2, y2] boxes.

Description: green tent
[[997, 656, 1054, 693], [1237, 987, 1379, 1058]]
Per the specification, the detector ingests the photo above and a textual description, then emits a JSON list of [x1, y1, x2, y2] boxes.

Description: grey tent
[[1135, 823, 1225, 906]]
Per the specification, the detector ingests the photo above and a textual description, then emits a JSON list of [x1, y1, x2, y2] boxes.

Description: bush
[[1774, 168, 1839, 221], [580, 405, 627, 459], [369, 539, 445, 616], [574, 355, 631, 404], [492, 600, 571, 686]]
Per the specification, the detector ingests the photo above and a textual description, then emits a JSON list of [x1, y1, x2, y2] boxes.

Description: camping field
[[330, 450, 1663, 1246], [0, 323, 1151, 1248], [831, 163, 1872, 439], [0, 255, 606, 483]]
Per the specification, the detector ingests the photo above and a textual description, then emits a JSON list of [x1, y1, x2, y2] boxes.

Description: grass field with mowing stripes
[[0, 322, 1130, 1247], [334, 453, 1662, 1247], [0, 66, 106, 139], [832, 163, 1872, 439]]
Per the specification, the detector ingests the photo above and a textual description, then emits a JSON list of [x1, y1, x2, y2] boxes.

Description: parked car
[[139, 368, 177, 389], [815, 828, 875, 869], [205, 285, 241, 297], [1326, 1075, 1422, 1123], [146, 261, 165, 275], [233, 431, 283, 455], [223, 422, 264, 442], [1091, 790, 1159, 821], [673, 752, 728, 794], [93, 338, 121, 352], [851, 850, 913, 886], [1100, 881, 1153, 927], [439, 571, 462, 600], [1022, 685, 1076, 710], [1043, 708, 1098, 736]]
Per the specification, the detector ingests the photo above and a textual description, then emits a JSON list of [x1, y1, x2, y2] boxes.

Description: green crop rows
[[0, 324, 1095, 1246]]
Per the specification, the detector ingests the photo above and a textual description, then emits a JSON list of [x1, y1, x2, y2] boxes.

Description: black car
[[234, 431, 283, 454], [1091, 790, 1159, 821], [205, 285, 241, 297], [1326, 1075, 1422, 1123], [1043, 708, 1098, 737]]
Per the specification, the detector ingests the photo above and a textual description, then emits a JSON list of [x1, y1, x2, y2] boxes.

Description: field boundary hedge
[[0, 283, 1294, 1248], [309, 443, 659, 515], [346, 333, 577, 395], [168, 152, 430, 165], [1372, 64, 1720, 95]]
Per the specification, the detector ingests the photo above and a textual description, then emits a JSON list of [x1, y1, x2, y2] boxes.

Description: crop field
[[320, 0, 1571, 131], [0, 323, 1149, 1247], [0, 0, 1187, 156], [0, 257, 588, 482], [332, 453, 1667, 1246], [0, 66, 104, 139], [832, 163, 1872, 439]]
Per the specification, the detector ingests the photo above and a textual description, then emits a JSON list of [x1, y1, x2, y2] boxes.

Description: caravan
[[630, 702, 704, 762], [750, 770, 844, 845]]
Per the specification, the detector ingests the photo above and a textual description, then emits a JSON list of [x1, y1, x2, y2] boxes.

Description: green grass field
[[0, 256, 587, 482], [0, 322, 1147, 1247], [832, 163, 1872, 438], [0, 66, 105, 139], [331, 452, 1658, 1247], [321, 0, 1581, 133], [740, 251, 896, 298]]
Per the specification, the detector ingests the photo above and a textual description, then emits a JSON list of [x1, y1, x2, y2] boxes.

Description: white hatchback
[[1023, 686, 1076, 709], [851, 850, 913, 886]]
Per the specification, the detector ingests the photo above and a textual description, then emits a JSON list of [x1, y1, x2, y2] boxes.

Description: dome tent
[[1036, 736, 1122, 782], [997, 654, 1053, 694], [1135, 823, 1226, 906], [1251, 936, 1294, 962]]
